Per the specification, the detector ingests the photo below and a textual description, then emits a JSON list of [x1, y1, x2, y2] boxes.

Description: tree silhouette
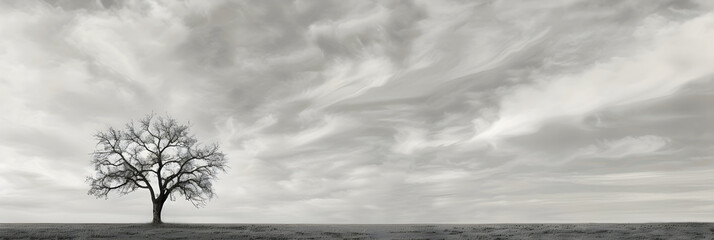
[[87, 114, 227, 224]]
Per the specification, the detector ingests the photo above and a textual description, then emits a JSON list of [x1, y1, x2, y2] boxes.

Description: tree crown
[[87, 114, 227, 207]]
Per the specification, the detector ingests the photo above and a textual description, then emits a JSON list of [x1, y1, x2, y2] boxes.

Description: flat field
[[1, 223, 712, 239]]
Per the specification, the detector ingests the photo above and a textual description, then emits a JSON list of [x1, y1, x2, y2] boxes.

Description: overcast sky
[[2, 0, 714, 223]]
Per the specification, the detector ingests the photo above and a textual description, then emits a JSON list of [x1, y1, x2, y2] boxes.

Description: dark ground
[[1, 223, 713, 239]]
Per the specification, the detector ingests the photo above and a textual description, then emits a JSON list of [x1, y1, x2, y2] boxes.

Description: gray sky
[[2, 0, 714, 223]]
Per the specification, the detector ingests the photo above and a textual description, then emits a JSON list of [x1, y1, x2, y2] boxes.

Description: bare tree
[[87, 114, 227, 224]]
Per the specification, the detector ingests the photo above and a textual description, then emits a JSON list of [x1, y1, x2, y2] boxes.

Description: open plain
[[1, 223, 713, 239]]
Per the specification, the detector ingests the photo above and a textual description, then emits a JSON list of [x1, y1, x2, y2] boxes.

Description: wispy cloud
[[573, 135, 671, 160], [474, 13, 714, 141]]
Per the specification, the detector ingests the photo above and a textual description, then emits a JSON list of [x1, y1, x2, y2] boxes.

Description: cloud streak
[[474, 12, 714, 141]]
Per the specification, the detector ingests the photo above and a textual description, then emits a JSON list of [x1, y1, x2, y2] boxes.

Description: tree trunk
[[152, 201, 164, 224]]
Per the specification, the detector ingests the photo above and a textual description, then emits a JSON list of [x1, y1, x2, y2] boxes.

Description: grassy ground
[[1, 223, 713, 239]]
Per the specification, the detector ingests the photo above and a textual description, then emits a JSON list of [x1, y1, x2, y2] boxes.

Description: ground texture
[[1, 223, 713, 239]]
